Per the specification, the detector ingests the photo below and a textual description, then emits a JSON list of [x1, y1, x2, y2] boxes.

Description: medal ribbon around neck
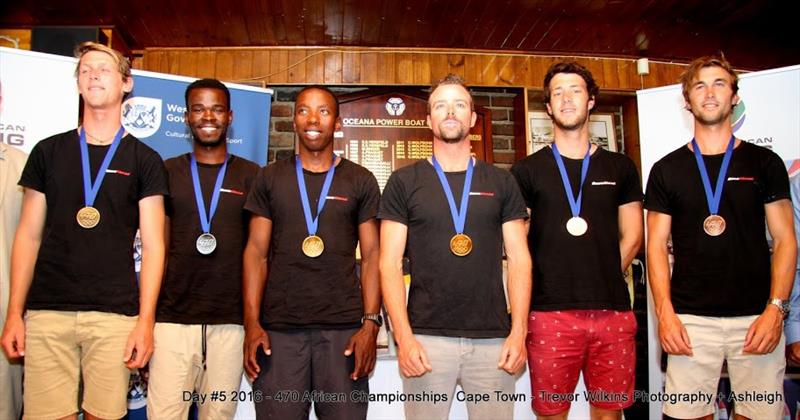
[[79, 127, 125, 209], [190, 153, 230, 236], [295, 154, 337, 238], [431, 155, 474, 237], [551, 142, 591, 221], [691, 135, 734, 217]]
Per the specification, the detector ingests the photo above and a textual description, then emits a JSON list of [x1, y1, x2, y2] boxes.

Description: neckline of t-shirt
[[552, 144, 603, 162], [424, 156, 478, 174], [683, 138, 745, 157], [187, 153, 231, 168], [298, 156, 344, 175]]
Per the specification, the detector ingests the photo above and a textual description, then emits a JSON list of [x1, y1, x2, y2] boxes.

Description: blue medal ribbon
[[190, 153, 230, 234], [431, 155, 474, 235], [551, 143, 591, 218], [295, 154, 337, 237], [79, 127, 125, 208], [691, 135, 734, 216]]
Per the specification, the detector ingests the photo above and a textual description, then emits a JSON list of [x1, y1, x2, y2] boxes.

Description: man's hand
[[244, 324, 270, 380], [787, 342, 800, 364], [344, 322, 379, 380], [397, 335, 432, 378], [658, 312, 692, 356], [1, 315, 26, 358], [124, 319, 154, 369], [497, 330, 526, 374], [743, 305, 783, 354]]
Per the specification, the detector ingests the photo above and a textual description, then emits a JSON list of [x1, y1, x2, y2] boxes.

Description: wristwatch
[[767, 298, 790, 319], [362, 313, 383, 327]]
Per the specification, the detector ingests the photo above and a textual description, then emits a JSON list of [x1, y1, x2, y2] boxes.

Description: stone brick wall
[[267, 86, 521, 170]]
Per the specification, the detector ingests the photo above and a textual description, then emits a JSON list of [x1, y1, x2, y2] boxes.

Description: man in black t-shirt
[[511, 62, 643, 420], [0, 42, 168, 419], [646, 55, 797, 419], [379, 74, 531, 420], [148, 79, 259, 419], [243, 86, 381, 420]]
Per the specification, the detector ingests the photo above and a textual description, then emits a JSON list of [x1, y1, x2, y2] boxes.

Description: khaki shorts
[[664, 314, 786, 420], [147, 323, 244, 420], [23, 310, 137, 420]]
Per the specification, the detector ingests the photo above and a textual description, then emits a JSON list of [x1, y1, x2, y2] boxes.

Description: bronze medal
[[703, 215, 726, 236], [302, 235, 325, 258], [450, 233, 473, 257], [76, 206, 101, 229]]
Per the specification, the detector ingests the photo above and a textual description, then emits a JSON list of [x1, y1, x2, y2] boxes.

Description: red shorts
[[526, 310, 636, 415]]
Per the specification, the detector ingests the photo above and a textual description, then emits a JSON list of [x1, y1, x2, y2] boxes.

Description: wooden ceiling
[[2, 0, 797, 71]]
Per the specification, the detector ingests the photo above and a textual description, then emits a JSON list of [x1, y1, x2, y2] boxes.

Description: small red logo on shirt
[[469, 192, 495, 197], [220, 188, 245, 196], [326, 195, 349, 202], [727, 177, 755, 182], [105, 169, 131, 176]]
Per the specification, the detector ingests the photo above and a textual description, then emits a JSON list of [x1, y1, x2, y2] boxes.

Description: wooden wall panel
[[133, 47, 689, 91]]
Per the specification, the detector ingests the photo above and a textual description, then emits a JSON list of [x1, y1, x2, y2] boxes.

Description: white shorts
[[663, 314, 785, 419]]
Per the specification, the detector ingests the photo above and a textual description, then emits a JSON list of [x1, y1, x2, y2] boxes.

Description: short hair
[[296, 85, 340, 118], [679, 54, 739, 103], [428, 74, 474, 112], [74, 42, 131, 81], [542, 61, 599, 106], [185, 78, 231, 110]]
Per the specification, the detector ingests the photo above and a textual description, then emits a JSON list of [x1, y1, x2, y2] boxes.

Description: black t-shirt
[[511, 146, 643, 311], [244, 156, 380, 329], [158, 153, 259, 325], [19, 129, 168, 315], [378, 159, 528, 338], [644, 141, 790, 316]]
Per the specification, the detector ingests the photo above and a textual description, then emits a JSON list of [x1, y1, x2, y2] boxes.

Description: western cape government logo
[[385, 97, 406, 116], [122, 96, 162, 138]]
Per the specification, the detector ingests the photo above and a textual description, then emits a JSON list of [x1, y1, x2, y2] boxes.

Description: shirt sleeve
[[137, 146, 169, 199], [760, 150, 791, 204], [643, 160, 672, 215], [618, 156, 644, 205], [377, 171, 408, 225], [510, 160, 536, 211], [244, 167, 273, 219], [18, 141, 47, 192], [500, 169, 529, 223], [357, 169, 381, 224]]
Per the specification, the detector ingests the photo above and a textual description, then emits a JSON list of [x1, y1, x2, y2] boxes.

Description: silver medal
[[566, 217, 588, 236], [196, 233, 217, 255]]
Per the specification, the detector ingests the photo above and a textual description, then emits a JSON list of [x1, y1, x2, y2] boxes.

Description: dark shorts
[[253, 328, 368, 420]]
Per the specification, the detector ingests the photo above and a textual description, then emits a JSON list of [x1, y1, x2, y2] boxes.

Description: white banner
[[0, 47, 79, 153], [638, 64, 800, 419]]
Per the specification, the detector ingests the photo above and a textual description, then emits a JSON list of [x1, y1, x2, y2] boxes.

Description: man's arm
[[242, 215, 272, 380], [744, 199, 797, 354], [124, 194, 165, 369], [498, 218, 531, 374], [344, 218, 381, 380], [619, 201, 644, 272], [379, 219, 431, 377], [647, 210, 692, 356], [1, 188, 46, 358]]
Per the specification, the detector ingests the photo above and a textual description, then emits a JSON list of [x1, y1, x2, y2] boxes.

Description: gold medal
[[302, 235, 325, 258], [703, 215, 726, 236], [76, 206, 100, 229], [450, 233, 473, 257]]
